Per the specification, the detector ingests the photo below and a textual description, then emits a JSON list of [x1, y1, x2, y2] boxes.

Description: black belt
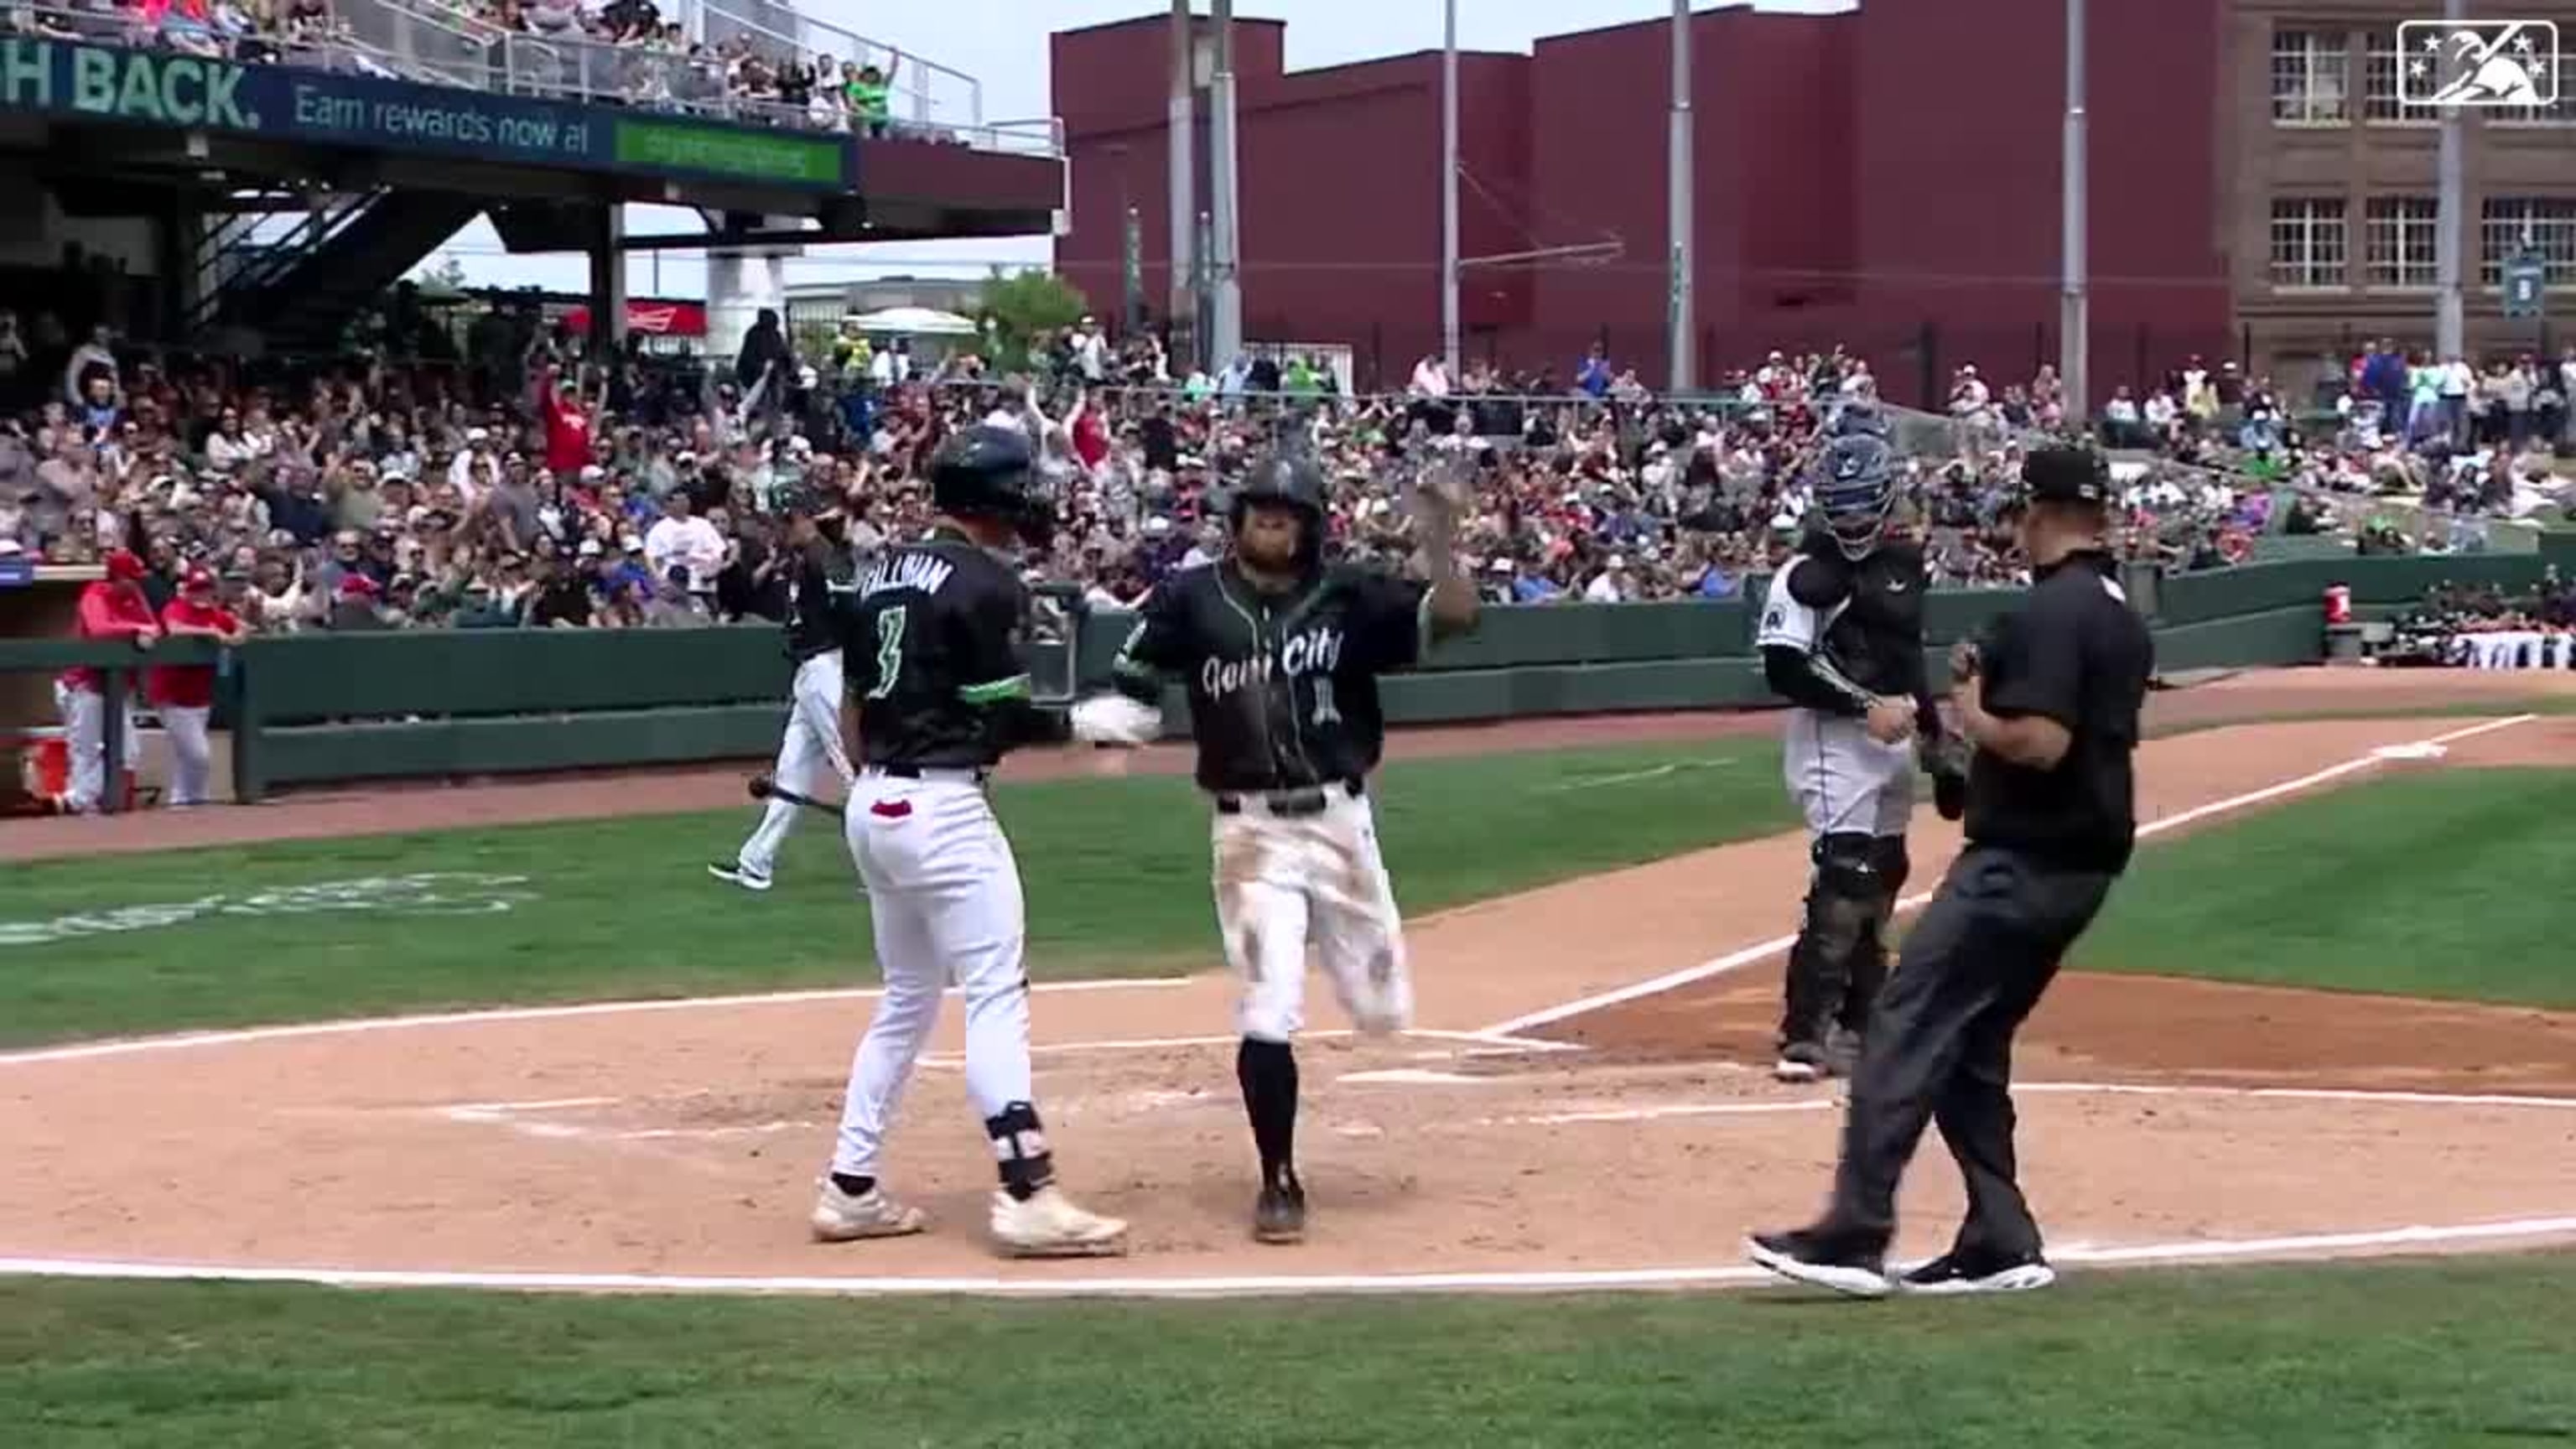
[[875, 763, 992, 784], [1215, 779, 1363, 817]]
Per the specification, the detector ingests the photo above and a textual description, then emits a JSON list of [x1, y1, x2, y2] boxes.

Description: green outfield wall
[[0, 553, 2548, 802]]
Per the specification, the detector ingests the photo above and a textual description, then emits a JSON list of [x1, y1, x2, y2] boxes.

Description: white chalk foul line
[[0, 977, 1191, 1069], [1478, 714, 2539, 1037], [916, 1027, 1581, 1069], [1486, 1080, 2576, 1127], [4, 1214, 2573, 1299]]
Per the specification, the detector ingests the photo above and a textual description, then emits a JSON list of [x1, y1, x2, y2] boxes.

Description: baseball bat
[[748, 773, 845, 820]]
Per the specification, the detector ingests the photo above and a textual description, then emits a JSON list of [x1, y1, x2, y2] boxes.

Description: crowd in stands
[[10, 0, 353, 64], [9, 283, 2567, 640], [2377, 569, 2576, 670]]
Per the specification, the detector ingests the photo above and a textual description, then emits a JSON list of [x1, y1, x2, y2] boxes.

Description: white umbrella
[[849, 306, 978, 339]]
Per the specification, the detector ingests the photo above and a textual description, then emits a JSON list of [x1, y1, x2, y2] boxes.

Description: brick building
[[1052, 3, 2575, 405]]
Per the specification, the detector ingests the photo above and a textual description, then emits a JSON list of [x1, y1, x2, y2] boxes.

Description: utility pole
[[1666, 0, 1694, 393], [1208, 0, 1243, 366], [2434, 0, 2467, 361], [1167, 0, 1196, 363], [2059, 0, 2089, 423], [1441, 0, 1461, 377]]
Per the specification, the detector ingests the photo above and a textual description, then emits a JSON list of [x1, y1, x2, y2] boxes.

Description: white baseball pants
[[830, 768, 1036, 1179], [1213, 788, 1414, 1043], [1784, 709, 1918, 839], [161, 704, 215, 807], [735, 651, 854, 879], [55, 683, 138, 814]]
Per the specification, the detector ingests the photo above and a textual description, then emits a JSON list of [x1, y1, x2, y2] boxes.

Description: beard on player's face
[[1235, 506, 1305, 572]]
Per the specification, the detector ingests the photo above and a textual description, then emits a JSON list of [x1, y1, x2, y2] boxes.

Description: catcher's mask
[[1813, 434, 1897, 561], [1228, 451, 1327, 572], [929, 423, 1057, 550]]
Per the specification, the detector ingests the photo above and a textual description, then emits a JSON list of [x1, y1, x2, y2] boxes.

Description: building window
[[2272, 28, 2350, 123], [2363, 31, 2440, 122], [2479, 197, 2576, 286], [2364, 197, 2439, 288], [2270, 199, 2349, 288], [2492, 49, 2572, 124]]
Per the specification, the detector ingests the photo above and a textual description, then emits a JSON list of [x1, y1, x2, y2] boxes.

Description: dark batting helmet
[[1828, 397, 1890, 441], [930, 423, 1056, 548], [1228, 451, 1329, 570], [1812, 432, 1898, 561]]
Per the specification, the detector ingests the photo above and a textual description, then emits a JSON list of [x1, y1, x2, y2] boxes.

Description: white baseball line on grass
[[5, 1213, 2573, 1299], [1478, 714, 2539, 1037], [1483, 1079, 2576, 1128], [0, 977, 1191, 1069]]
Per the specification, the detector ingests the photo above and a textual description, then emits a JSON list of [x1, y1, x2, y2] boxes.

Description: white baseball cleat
[[810, 1179, 928, 1243], [989, 1186, 1129, 1258], [708, 860, 774, 893]]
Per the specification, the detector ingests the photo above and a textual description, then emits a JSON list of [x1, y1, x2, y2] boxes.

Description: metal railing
[[695, 0, 979, 129]]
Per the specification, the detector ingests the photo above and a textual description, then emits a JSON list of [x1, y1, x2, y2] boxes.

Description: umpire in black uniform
[[1748, 443, 2153, 1299]]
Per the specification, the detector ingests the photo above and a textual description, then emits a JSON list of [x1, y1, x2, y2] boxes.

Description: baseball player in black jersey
[[1073, 450, 1479, 1245], [811, 423, 1128, 1259], [1750, 444, 2153, 1299], [1755, 413, 1965, 1084], [712, 491, 857, 892]]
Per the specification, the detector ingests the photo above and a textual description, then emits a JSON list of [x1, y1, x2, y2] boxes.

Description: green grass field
[[0, 739, 1793, 1046], [4, 1259, 2573, 1448], [2080, 766, 2576, 1007], [8, 735, 2576, 1446]]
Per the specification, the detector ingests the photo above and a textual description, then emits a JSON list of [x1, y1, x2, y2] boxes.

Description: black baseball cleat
[[1897, 1249, 2058, 1296], [1746, 1228, 1893, 1298], [1773, 1040, 1830, 1083], [1252, 1180, 1306, 1244], [707, 861, 774, 893]]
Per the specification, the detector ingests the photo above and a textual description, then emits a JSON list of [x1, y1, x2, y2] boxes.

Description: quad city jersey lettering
[[1115, 563, 1426, 794]]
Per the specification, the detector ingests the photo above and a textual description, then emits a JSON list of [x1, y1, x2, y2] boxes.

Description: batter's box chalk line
[[0, 977, 1193, 1069], [1478, 714, 2537, 1037]]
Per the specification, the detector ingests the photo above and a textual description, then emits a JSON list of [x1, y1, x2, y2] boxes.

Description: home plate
[[1338, 1068, 1488, 1086], [2372, 743, 2449, 761]]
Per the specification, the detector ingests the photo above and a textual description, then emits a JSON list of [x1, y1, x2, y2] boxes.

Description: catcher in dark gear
[[1756, 432, 1957, 1083]]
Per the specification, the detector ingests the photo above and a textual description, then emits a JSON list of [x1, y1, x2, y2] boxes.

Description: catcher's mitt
[[1918, 724, 1972, 823]]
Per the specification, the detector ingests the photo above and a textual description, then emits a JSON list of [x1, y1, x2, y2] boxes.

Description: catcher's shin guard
[[1779, 833, 1884, 1050], [1836, 836, 1911, 1036]]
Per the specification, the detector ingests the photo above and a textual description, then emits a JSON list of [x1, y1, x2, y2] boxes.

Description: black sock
[[984, 1101, 1056, 1202], [1236, 1036, 1299, 1190], [828, 1172, 876, 1197]]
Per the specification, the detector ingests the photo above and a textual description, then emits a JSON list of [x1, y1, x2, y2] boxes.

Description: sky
[[424, 0, 1849, 299]]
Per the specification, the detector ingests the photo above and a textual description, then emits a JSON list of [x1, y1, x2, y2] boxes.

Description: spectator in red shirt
[[150, 566, 247, 808], [540, 365, 595, 480], [55, 548, 160, 813]]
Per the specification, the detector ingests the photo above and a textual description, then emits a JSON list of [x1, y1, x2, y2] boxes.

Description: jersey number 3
[[864, 605, 907, 700]]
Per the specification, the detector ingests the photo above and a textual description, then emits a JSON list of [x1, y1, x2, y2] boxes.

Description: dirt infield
[[4, 670, 2575, 1294]]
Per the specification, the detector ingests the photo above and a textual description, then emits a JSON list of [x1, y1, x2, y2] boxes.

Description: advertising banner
[[0, 38, 852, 191]]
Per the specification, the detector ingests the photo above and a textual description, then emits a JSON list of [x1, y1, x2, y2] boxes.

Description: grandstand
[[0, 0, 1063, 358]]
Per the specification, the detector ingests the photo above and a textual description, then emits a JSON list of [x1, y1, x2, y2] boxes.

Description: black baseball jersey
[[844, 527, 1041, 769], [1756, 534, 1930, 703], [1966, 551, 2154, 873], [1113, 560, 1430, 794], [783, 537, 853, 662]]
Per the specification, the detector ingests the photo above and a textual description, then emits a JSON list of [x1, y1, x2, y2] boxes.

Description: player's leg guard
[[984, 1100, 1056, 1202], [1781, 833, 1886, 1054], [1836, 835, 1911, 1038]]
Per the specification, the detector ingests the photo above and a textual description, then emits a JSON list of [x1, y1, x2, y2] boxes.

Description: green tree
[[974, 269, 1089, 371]]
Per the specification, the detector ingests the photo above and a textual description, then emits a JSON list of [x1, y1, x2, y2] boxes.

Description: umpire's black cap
[[2020, 445, 2111, 506]]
